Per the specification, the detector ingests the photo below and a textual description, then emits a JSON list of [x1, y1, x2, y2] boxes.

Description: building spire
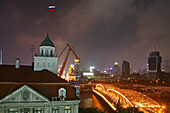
[[0, 49, 2, 65]]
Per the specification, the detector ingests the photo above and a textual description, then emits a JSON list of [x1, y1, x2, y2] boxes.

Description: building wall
[[0, 101, 80, 113], [34, 56, 58, 74]]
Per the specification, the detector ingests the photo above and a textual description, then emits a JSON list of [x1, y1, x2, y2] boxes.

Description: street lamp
[[156, 80, 158, 86]]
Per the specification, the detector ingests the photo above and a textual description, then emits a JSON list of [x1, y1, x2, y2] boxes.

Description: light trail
[[93, 89, 117, 110]]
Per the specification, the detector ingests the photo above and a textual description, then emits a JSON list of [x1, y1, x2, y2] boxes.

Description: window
[[51, 50, 53, 57], [52, 109, 59, 113], [8, 108, 18, 113], [48, 63, 50, 67], [33, 108, 41, 113], [58, 88, 66, 99], [41, 50, 43, 56], [65, 107, 71, 113], [21, 108, 30, 113]]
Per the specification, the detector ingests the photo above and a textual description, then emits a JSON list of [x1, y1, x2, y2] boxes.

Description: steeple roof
[[40, 33, 55, 47]]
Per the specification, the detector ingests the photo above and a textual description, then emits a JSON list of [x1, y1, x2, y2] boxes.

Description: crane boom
[[59, 43, 80, 77]]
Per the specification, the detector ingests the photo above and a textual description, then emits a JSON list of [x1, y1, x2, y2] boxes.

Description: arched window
[[41, 50, 43, 56], [58, 88, 66, 100], [51, 50, 53, 57], [45, 49, 48, 56]]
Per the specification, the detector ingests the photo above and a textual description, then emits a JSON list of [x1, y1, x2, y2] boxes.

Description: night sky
[[0, 0, 170, 71]]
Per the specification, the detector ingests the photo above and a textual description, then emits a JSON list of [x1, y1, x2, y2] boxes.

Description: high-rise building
[[148, 51, 162, 73], [122, 60, 130, 77], [113, 62, 120, 76]]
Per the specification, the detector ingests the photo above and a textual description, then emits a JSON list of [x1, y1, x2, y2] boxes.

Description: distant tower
[[0, 49, 2, 65], [122, 60, 130, 77], [148, 51, 162, 73], [34, 33, 58, 74]]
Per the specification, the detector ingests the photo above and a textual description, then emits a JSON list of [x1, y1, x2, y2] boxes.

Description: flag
[[49, 5, 55, 11]]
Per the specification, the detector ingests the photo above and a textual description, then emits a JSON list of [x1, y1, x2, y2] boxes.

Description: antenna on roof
[[29, 45, 35, 63], [154, 45, 156, 51], [0, 49, 2, 65]]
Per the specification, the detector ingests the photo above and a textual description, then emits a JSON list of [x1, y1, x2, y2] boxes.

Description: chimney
[[16, 58, 20, 68]]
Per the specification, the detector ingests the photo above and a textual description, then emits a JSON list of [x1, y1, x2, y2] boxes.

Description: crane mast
[[58, 43, 80, 78]]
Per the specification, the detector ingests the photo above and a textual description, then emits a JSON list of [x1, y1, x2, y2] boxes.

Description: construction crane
[[58, 43, 80, 78]]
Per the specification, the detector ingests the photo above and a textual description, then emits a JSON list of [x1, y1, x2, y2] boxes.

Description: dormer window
[[58, 88, 66, 101]]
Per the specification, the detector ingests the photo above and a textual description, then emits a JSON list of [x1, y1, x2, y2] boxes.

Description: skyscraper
[[122, 60, 130, 77], [148, 51, 162, 73], [113, 62, 120, 76]]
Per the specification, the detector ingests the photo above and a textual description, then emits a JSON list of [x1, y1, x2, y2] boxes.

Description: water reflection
[[80, 91, 113, 113]]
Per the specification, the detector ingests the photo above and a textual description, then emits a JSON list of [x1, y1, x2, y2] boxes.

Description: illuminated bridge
[[93, 84, 165, 113]]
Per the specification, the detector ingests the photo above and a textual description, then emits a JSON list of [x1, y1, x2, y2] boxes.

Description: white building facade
[[34, 33, 58, 74], [0, 85, 80, 113]]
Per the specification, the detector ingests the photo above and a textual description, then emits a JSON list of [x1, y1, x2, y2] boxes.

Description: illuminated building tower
[[122, 60, 130, 77], [113, 62, 120, 76], [34, 33, 58, 74], [148, 51, 162, 73]]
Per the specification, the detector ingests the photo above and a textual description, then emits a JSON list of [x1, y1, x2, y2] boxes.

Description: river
[[79, 91, 114, 113]]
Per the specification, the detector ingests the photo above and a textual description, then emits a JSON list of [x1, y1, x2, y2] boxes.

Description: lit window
[[52, 109, 59, 113], [65, 107, 71, 113], [8, 108, 18, 113]]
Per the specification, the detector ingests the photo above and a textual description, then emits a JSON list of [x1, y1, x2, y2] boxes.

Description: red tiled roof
[[0, 65, 78, 100]]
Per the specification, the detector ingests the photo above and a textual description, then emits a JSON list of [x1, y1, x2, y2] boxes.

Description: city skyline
[[0, 0, 170, 71]]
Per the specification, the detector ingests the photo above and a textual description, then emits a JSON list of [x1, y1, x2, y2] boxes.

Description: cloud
[[59, 0, 135, 37], [15, 33, 42, 46]]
